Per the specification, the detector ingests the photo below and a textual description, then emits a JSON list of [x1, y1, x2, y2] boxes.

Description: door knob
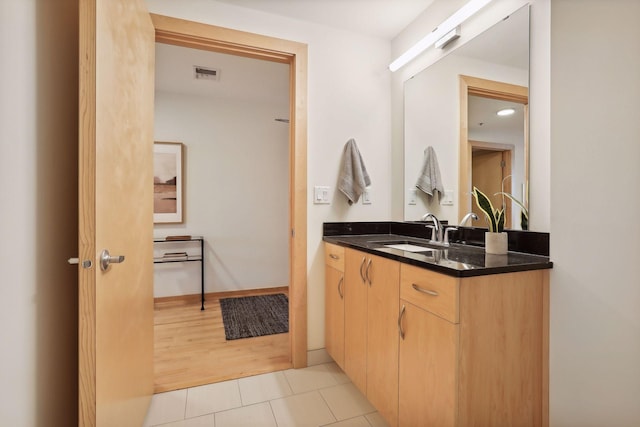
[[100, 249, 125, 271]]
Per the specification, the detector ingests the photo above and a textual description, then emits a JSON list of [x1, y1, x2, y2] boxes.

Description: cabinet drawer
[[325, 243, 345, 272], [400, 264, 459, 323]]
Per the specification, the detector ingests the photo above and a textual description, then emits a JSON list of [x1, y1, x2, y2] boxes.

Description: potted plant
[[472, 186, 508, 254], [496, 175, 529, 231], [497, 191, 529, 231]]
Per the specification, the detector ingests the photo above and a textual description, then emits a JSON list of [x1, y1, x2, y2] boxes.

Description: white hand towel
[[338, 138, 371, 205], [416, 146, 445, 197]]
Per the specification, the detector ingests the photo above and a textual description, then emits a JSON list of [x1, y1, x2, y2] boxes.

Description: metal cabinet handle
[[412, 283, 439, 296], [100, 249, 125, 271], [329, 254, 340, 260], [398, 304, 406, 340], [365, 259, 372, 286], [337, 276, 344, 299], [359, 257, 366, 283]]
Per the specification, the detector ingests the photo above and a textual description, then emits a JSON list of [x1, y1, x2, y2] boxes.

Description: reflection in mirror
[[470, 95, 526, 228], [461, 76, 529, 230], [404, 5, 530, 229]]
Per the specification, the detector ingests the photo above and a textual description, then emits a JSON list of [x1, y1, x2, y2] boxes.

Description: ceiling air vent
[[194, 66, 220, 81]]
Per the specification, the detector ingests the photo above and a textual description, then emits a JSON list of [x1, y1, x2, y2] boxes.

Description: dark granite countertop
[[323, 222, 553, 278]]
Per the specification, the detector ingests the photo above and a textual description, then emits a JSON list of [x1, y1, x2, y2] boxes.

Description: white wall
[[146, 0, 393, 349], [153, 90, 290, 297], [0, 0, 78, 424], [550, 1, 640, 425], [528, 0, 551, 233]]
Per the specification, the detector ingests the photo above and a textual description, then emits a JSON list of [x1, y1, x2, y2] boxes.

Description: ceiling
[[468, 96, 525, 142], [214, 0, 435, 39]]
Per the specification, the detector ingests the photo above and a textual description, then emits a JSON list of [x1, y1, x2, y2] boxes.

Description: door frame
[[458, 74, 528, 223], [151, 14, 308, 368]]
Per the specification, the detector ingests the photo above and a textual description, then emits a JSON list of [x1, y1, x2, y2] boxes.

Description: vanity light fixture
[[388, 0, 494, 72], [497, 108, 516, 116], [435, 26, 461, 49]]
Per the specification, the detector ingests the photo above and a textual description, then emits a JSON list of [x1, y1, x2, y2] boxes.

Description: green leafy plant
[[496, 191, 529, 230], [472, 186, 505, 233]]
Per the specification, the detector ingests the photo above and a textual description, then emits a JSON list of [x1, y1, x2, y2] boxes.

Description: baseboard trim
[[154, 286, 289, 304], [307, 348, 333, 366]]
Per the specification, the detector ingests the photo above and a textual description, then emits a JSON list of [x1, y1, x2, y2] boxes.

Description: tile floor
[[143, 361, 390, 427]]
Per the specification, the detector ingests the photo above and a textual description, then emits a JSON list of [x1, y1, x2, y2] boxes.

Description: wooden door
[[472, 149, 512, 224], [366, 255, 400, 427], [325, 265, 345, 369], [399, 302, 458, 427], [78, 0, 155, 425], [344, 249, 368, 394]]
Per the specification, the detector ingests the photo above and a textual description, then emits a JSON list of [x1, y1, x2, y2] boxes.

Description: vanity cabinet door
[[343, 248, 400, 427], [325, 265, 345, 369], [344, 248, 369, 394], [399, 301, 458, 427], [324, 243, 345, 369], [366, 253, 400, 427]]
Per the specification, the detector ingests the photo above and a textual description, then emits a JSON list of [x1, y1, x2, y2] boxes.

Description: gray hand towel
[[338, 138, 371, 205], [416, 146, 444, 197]]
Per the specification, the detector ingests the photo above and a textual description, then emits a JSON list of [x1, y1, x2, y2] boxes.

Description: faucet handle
[[444, 227, 458, 246], [425, 225, 437, 242]]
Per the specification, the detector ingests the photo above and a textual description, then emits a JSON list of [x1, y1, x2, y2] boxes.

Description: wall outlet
[[313, 185, 330, 204], [441, 190, 454, 206]]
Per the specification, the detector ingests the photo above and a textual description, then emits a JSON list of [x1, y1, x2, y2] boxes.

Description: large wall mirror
[[404, 5, 530, 230]]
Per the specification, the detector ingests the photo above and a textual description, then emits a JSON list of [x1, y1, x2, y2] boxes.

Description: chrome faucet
[[443, 227, 457, 246], [459, 212, 478, 227], [421, 213, 443, 244]]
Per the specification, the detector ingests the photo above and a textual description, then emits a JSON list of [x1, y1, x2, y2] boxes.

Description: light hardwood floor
[[153, 287, 292, 393]]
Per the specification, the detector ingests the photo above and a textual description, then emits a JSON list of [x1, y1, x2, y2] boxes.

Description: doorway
[[151, 14, 308, 390]]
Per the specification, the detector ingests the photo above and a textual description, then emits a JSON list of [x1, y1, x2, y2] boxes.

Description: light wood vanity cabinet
[[399, 263, 548, 427], [324, 243, 345, 369], [344, 248, 400, 427], [324, 242, 549, 427]]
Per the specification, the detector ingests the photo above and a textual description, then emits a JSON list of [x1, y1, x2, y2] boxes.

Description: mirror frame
[[458, 74, 529, 223]]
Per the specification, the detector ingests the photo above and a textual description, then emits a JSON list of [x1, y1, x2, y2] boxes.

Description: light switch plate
[[313, 186, 330, 204], [407, 188, 417, 205], [362, 187, 372, 204]]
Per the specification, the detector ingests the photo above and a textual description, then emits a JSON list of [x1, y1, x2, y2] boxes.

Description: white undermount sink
[[384, 243, 436, 252]]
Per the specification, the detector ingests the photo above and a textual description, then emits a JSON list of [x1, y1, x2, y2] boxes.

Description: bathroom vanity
[[323, 222, 551, 427]]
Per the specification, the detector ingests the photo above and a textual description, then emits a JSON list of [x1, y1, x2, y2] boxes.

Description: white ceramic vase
[[485, 232, 508, 255]]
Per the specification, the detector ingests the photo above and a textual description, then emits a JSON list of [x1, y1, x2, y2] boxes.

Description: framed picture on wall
[[153, 142, 184, 223]]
